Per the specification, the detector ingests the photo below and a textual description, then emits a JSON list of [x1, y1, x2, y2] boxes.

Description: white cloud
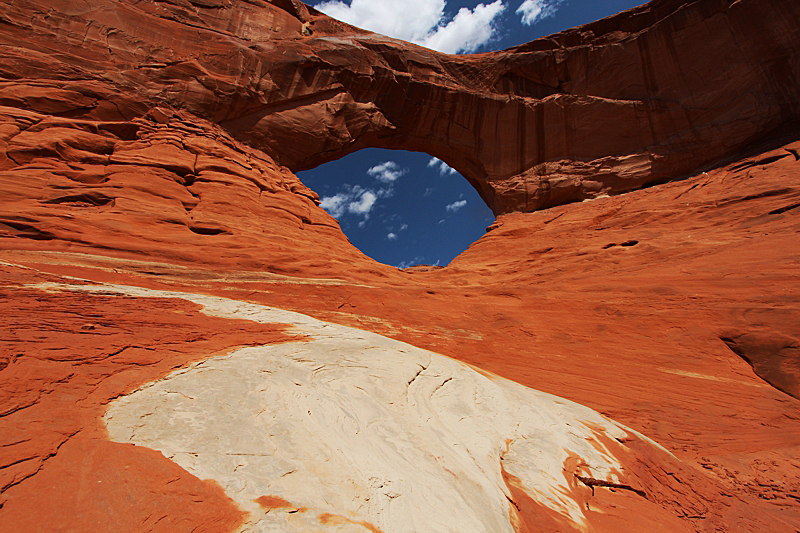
[[422, 1, 506, 54], [424, 187, 434, 197], [349, 190, 377, 215], [516, 0, 561, 26], [319, 160, 408, 222], [320, 185, 379, 219], [400, 223, 408, 231], [319, 193, 349, 218], [397, 256, 425, 268], [428, 156, 457, 176], [387, 232, 398, 241], [367, 161, 407, 183], [445, 199, 467, 212], [314, 0, 505, 54]]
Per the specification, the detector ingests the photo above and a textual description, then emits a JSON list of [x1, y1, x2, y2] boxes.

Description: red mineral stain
[[255, 495, 294, 510], [500, 464, 582, 533], [319, 512, 385, 533]]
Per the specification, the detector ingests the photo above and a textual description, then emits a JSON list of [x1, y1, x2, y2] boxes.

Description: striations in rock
[[1, 0, 799, 214], [1, 0, 800, 532]]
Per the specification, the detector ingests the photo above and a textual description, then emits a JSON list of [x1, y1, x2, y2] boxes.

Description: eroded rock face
[[87, 282, 681, 533], [1, 0, 800, 532], [1, 0, 799, 214], [0, 279, 759, 533]]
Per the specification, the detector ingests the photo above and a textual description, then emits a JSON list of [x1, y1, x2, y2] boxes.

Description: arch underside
[[6, 0, 794, 215]]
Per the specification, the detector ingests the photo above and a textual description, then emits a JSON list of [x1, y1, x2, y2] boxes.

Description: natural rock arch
[[297, 147, 495, 267], [6, 0, 798, 216], [241, 0, 800, 215], [2, 1, 800, 532]]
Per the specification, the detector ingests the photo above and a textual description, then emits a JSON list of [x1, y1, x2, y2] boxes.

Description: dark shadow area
[[721, 332, 800, 399]]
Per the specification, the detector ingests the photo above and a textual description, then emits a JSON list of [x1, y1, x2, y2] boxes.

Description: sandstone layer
[[1, 0, 800, 532], [1, 0, 799, 214]]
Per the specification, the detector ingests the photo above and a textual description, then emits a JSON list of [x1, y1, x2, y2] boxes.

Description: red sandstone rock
[[0, 0, 799, 531], [1, 0, 799, 213], [0, 266, 299, 533]]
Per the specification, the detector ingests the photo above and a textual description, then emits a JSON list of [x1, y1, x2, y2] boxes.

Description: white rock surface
[[37, 282, 641, 533]]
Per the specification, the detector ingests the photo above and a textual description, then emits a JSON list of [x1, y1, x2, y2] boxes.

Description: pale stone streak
[[32, 281, 647, 533]]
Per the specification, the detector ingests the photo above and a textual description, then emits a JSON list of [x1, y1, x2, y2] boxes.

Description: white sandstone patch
[[35, 281, 638, 533]]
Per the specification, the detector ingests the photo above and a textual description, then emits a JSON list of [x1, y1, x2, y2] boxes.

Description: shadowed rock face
[[722, 330, 800, 399], [1, 0, 800, 532], [1, 0, 799, 213]]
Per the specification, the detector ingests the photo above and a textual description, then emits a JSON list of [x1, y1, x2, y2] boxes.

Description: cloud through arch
[[314, 0, 505, 54], [313, 0, 565, 54]]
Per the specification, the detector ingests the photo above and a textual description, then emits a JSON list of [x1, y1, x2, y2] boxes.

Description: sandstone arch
[[3, 0, 799, 216], [2, 1, 800, 531]]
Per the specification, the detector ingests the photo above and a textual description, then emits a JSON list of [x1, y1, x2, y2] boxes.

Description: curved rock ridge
[[0, 104, 395, 280], [38, 280, 688, 533], [1, 0, 799, 213]]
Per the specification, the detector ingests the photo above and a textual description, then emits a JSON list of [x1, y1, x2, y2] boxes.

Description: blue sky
[[299, 0, 645, 268]]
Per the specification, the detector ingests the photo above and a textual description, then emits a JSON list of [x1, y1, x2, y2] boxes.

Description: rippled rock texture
[[1, 0, 800, 532]]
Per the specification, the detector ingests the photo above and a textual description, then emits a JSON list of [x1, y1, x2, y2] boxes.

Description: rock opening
[[298, 148, 495, 268]]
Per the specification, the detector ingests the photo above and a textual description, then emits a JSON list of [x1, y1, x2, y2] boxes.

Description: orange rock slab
[[1, 0, 799, 213], [0, 264, 301, 533], [3, 438, 244, 533]]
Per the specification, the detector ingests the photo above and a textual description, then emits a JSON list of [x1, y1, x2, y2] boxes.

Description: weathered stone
[[1, 0, 799, 213], [0, 0, 799, 531]]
